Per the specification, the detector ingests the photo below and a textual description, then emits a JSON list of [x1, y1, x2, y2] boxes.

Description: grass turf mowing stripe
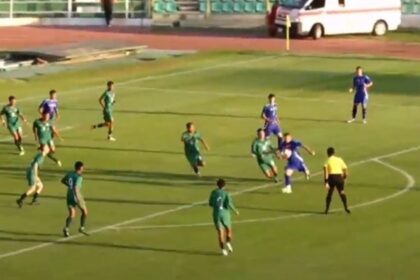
[[0, 145, 418, 260]]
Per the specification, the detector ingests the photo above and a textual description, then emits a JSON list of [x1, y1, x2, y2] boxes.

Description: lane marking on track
[[0, 146, 418, 260], [115, 158, 416, 230]]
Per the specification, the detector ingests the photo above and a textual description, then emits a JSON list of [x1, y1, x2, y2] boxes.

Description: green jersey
[[1, 105, 21, 127], [182, 131, 202, 154], [33, 119, 52, 143], [100, 90, 115, 112], [251, 138, 275, 163], [209, 188, 237, 215], [62, 171, 83, 203]]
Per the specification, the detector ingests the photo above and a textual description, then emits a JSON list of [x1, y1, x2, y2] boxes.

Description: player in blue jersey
[[279, 133, 315, 194], [347, 66, 373, 124], [261, 93, 282, 148], [39, 89, 62, 140]]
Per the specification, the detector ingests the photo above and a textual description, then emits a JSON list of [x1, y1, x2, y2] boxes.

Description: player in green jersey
[[91, 81, 116, 141], [33, 112, 62, 167], [61, 161, 89, 237], [1, 96, 28, 156], [16, 145, 50, 207], [251, 128, 279, 182], [181, 122, 209, 176], [209, 179, 239, 256]]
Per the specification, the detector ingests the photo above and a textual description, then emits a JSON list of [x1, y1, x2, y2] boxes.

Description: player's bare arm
[[342, 168, 348, 180], [200, 138, 210, 151], [260, 111, 269, 122], [99, 97, 105, 109], [303, 145, 316, 156], [323, 166, 329, 189], [55, 109, 60, 122], [19, 113, 28, 125], [33, 125, 38, 141]]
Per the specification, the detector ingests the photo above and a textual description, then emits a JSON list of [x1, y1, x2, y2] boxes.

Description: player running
[[39, 89, 62, 140], [208, 179, 239, 256], [261, 93, 282, 148], [251, 128, 279, 182], [61, 161, 89, 237], [91, 81, 116, 141], [33, 112, 62, 167], [181, 122, 209, 176], [323, 147, 350, 214], [16, 146, 49, 207], [1, 96, 28, 156], [279, 133, 315, 194], [347, 66, 373, 124]]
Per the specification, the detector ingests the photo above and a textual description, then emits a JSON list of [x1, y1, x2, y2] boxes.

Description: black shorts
[[328, 175, 345, 191]]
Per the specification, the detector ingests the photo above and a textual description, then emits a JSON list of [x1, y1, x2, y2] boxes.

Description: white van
[[274, 0, 401, 39]]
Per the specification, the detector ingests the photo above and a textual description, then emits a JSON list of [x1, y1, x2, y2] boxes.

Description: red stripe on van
[[299, 6, 401, 16]]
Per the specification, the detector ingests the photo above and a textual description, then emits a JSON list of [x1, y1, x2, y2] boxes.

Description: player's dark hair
[[217, 178, 226, 188], [283, 132, 290, 138], [327, 147, 335, 157], [257, 128, 264, 133], [75, 161, 84, 171], [268, 93, 275, 99], [8, 95, 16, 102], [356, 66, 362, 71], [49, 89, 56, 96], [107, 81, 114, 87], [186, 122, 193, 129]]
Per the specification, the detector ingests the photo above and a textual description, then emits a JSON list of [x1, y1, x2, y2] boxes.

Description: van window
[[338, 0, 345, 7], [307, 0, 325, 9]]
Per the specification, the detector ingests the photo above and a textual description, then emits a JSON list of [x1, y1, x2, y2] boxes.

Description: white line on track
[[0, 146, 418, 260], [115, 158, 416, 230]]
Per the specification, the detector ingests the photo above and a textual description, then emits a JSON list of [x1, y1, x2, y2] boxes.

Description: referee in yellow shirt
[[323, 147, 350, 214]]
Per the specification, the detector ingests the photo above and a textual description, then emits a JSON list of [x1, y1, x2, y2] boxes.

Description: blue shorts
[[264, 122, 282, 137], [285, 160, 307, 172], [354, 94, 368, 106]]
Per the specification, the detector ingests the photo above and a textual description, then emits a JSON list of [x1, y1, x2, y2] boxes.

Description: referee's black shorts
[[327, 174, 345, 191]]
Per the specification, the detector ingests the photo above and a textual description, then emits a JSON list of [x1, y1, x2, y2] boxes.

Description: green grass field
[[0, 52, 420, 280]]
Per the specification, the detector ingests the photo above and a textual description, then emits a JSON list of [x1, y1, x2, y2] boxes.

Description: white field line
[[113, 157, 417, 230], [0, 145, 418, 260], [121, 86, 407, 108], [16, 55, 274, 104]]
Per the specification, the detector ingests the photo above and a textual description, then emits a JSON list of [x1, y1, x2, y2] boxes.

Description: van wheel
[[311, 24, 323, 40], [373, 20, 388, 36]]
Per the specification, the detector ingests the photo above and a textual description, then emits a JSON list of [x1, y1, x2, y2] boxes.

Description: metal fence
[[0, 0, 147, 18]]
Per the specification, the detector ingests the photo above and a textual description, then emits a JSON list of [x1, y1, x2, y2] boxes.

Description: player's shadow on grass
[[59, 144, 250, 159], [0, 191, 193, 207], [70, 107, 257, 120], [237, 205, 324, 215], [281, 116, 349, 124], [0, 229, 61, 237], [0, 236, 220, 256], [0, 165, 264, 188], [86, 168, 264, 187]]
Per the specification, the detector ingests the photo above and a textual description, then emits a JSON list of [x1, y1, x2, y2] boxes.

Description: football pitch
[[0, 52, 420, 279]]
